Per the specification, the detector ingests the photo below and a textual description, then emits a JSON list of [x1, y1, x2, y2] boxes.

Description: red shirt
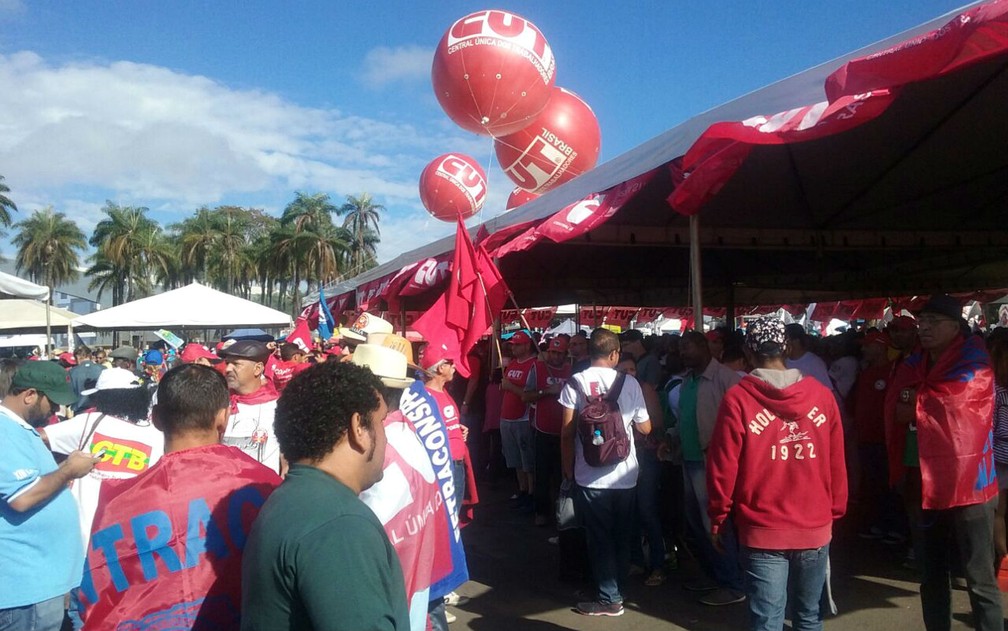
[[531, 362, 572, 435], [271, 360, 310, 392], [850, 361, 892, 445], [707, 374, 847, 550], [430, 389, 466, 460], [500, 356, 539, 421]]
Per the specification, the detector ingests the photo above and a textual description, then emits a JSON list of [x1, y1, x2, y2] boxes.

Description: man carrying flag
[[80, 364, 281, 630]]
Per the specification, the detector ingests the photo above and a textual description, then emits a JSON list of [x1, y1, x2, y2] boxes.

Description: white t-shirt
[[559, 366, 649, 490], [223, 399, 280, 474], [44, 412, 164, 553], [787, 352, 834, 392]]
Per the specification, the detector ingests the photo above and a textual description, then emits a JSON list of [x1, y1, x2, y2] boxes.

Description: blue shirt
[[0, 405, 84, 608]]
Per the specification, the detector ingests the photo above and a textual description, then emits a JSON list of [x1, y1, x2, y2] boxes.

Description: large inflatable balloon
[[432, 10, 556, 137], [419, 153, 488, 222], [494, 87, 601, 194], [505, 187, 538, 212]]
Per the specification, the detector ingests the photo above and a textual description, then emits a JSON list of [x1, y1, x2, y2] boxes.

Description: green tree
[[276, 192, 350, 309], [13, 206, 86, 287], [0, 175, 17, 229], [86, 202, 164, 305], [338, 193, 383, 277]]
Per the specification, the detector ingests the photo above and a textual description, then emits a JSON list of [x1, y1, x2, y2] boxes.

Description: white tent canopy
[[0, 270, 49, 301], [0, 299, 77, 333], [72, 282, 293, 331]]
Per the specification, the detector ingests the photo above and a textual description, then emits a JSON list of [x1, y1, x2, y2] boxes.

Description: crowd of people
[[1, 292, 1006, 630]]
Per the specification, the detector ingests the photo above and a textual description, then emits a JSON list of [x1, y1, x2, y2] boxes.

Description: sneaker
[[645, 569, 667, 586], [444, 609, 457, 624], [699, 588, 746, 606], [575, 601, 625, 617], [858, 526, 885, 539], [444, 591, 469, 606], [683, 577, 719, 592]]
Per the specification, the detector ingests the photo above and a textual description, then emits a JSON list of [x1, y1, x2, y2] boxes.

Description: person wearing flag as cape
[[79, 363, 281, 630], [885, 294, 1003, 631], [242, 359, 409, 631], [219, 339, 282, 474]]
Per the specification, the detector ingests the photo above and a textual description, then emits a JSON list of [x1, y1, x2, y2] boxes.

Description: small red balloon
[[419, 153, 488, 222], [505, 187, 538, 212], [432, 10, 556, 137], [494, 87, 601, 194]]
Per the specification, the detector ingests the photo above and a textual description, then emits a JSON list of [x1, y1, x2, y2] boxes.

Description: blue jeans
[[574, 485, 636, 604], [683, 460, 743, 590], [633, 447, 666, 570], [0, 595, 65, 631], [742, 544, 830, 631]]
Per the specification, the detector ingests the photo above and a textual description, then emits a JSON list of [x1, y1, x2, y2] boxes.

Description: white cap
[[81, 367, 143, 396]]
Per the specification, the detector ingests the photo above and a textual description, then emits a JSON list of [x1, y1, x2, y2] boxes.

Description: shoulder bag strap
[[78, 413, 107, 452]]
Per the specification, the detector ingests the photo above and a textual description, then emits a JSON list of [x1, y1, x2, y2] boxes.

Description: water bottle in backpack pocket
[[573, 373, 630, 467]]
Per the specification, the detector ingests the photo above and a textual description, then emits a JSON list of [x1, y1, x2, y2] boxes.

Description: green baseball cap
[[11, 361, 77, 406]]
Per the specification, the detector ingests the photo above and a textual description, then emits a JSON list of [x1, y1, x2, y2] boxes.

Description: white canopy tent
[[0, 299, 77, 333], [72, 282, 293, 331], [0, 270, 49, 300]]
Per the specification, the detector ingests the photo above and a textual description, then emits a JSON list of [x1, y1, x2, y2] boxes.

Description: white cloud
[[0, 50, 518, 266], [360, 45, 433, 89]]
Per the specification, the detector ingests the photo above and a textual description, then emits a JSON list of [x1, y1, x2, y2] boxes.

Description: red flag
[[415, 219, 509, 378], [81, 445, 280, 629], [286, 317, 313, 353]]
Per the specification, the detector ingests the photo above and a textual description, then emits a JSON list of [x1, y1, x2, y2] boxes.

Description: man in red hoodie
[[707, 317, 847, 631]]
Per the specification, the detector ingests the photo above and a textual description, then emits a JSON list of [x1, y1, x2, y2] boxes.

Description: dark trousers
[[574, 485, 636, 604], [533, 431, 561, 518], [920, 496, 1003, 631]]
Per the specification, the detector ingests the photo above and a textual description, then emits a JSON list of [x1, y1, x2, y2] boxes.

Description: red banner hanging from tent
[[605, 307, 640, 329], [579, 306, 608, 327], [524, 307, 557, 329], [491, 168, 659, 258], [635, 308, 665, 325]]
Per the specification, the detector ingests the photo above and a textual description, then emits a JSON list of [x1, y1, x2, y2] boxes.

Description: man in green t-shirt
[[241, 361, 409, 631]]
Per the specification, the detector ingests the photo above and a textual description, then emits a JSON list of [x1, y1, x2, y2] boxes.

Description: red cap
[[859, 330, 889, 347], [181, 343, 219, 363], [509, 330, 533, 345], [705, 330, 725, 342], [548, 337, 569, 353], [58, 352, 77, 366], [888, 315, 918, 331], [324, 344, 343, 357], [421, 341, 455, 371]]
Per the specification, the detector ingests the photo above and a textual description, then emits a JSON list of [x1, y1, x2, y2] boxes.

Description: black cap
[[218, 339, 271, 362], [918, 294, 963, 321]]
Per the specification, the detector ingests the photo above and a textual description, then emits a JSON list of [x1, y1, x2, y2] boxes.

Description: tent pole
[[45, 286, 52, 358], [727, 283, 736, 331], [689, 214, 703, 332]]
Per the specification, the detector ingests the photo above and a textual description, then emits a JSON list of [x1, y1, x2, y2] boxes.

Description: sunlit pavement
[[447, 483, 1007, 630]]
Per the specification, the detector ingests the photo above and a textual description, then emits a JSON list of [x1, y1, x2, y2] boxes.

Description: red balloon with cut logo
[[419, 153, 488, 222], [495, 87, 601, 194], [432, 10, 556, 137], [505, 187, 538, 212]]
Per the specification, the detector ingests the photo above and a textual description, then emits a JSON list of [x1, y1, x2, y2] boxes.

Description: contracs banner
[[360, 411, 451, 630], [399, 382, 469, 600]]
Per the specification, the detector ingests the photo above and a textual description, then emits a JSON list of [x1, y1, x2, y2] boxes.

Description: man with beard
[[220, 340, 282, 474], [242, 361, 408, 631], [1, 362, 97, 631]]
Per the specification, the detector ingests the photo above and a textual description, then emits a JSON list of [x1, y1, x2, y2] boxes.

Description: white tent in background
[[0, 270, 49, 300], [544, 318, 577, 337], [72, 282, 293, 331], [0, 300, 78, 333]]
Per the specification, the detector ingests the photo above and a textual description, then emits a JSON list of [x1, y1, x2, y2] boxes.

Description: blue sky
[[0, 0, 969, 264]]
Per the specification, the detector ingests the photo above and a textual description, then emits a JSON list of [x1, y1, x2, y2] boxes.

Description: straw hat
[[368, 332, 419, 370], [351, 344, 415, 388]]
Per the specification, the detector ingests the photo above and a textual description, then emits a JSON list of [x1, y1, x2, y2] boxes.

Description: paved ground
[[447, 484, 1007, 630]]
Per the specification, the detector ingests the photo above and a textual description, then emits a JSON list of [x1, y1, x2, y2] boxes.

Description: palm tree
[[0, 175, 17, 229], [13, 207, 86, 287], [87, 202, 163, 305], [173, 206, 221, 284], [338, 193, 383, 277]]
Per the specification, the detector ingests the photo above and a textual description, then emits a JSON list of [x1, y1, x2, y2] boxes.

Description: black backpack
[[573, 373, 630, 467]]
